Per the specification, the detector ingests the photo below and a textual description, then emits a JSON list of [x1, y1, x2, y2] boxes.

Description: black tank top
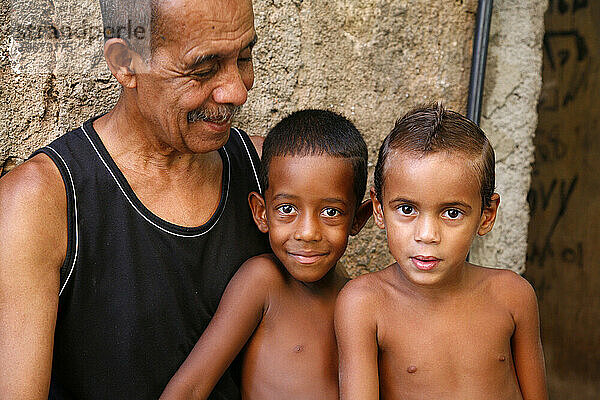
[[34, 117, 270, 400]]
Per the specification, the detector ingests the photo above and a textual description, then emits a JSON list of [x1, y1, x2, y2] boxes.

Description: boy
[[335, 104, 548, 400], [160, 110, 372, 400]]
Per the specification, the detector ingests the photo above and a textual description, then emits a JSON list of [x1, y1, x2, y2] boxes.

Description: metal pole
[[466, 0, 494, 125], [466, 0, 493, 262]]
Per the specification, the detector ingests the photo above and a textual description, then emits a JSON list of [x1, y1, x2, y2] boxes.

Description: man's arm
[[334, 278, 380, 400], [0, 155, 66, 399], [509, 275, 548, 400], [160, 254, 276, 400]]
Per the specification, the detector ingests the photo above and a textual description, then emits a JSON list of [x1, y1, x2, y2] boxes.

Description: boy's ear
[[350, 199, 373, 236], [477, 193, 500, 236], [370, 187, 386, 229], [248, 191, 269, 233], [104, 38, 139, 89]]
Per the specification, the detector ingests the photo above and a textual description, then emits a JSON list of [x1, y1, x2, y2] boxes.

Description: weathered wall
[[468, 0, 547, 273], [525, 0, 600, 398], [0, 0, 544, 276]]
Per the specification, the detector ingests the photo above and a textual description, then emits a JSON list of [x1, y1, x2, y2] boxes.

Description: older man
[[0, 0, 269, 398]]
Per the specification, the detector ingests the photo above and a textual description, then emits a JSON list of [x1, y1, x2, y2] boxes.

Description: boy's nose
[[293, 214, 322, 242], [414, 215, 440, 244]]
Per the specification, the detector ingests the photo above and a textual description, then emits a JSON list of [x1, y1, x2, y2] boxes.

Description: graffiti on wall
[[527, 0, 594, 271]]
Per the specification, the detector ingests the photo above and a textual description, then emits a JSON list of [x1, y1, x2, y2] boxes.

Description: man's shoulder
[[0, 153, 66, 210], [0, 153, 67, 271]]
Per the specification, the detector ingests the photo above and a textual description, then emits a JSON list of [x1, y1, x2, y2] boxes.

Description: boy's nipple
[[293, 344, 304, 353], [498, 355, 506, 362], [407, 365, 417, 374]]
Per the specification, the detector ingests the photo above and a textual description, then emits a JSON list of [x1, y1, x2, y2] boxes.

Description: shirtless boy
[[335, 104, 548, 400], [160, 109, 371, 400]]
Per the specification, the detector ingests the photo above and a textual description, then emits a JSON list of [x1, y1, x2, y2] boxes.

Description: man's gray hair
[[99, 0, 156, 58]]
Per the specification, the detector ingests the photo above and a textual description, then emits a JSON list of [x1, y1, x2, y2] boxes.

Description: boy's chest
[[240, 294, 339, 398], [377, 300, 518, 397]]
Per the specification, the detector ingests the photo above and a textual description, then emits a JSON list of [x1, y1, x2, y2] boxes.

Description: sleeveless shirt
[[34, 117, 270, 400]]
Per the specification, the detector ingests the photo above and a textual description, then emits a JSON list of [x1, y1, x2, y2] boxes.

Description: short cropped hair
[[259, 110, 368, 207], [99, 0, 160, 59], [374, 103, 495, 209]]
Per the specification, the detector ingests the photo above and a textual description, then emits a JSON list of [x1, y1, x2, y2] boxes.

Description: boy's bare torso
[[370, 264, 523, 400], [240, 256, 347, 400]]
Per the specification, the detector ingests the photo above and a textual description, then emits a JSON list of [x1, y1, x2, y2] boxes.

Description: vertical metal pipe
[[467, 0, 493, 262], [467, 0, 494, 125]]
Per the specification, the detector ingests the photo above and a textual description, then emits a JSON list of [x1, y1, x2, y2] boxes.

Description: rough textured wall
[[468, 0, 547, 273], [0, 0, 544, 275], [525, 0, 600, 398]]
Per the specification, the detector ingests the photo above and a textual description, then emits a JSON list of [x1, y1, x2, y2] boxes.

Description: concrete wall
[[0, 0, 545, 276], [525, 0, 600, 398]]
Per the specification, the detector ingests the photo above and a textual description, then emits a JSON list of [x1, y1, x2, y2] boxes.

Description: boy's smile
[[372, 150, 498, 288], [250, 155, 358, 284]]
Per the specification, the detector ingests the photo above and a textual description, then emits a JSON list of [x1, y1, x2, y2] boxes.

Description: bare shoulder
[[235, 253, 288, 288], [471, 265, 537, 310], [248, 135, 264, 158], [337, 265, 397, 313], [1, 154, 64, 202], [0, 154, 66, 230], [0, 153, 67, 271]]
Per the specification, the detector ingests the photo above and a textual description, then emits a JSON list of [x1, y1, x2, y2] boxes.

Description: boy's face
[[251, 155, 358, 284], [372, 150, 499, 288]]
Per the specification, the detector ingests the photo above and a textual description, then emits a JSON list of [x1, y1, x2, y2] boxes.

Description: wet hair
[[259, 109, 368, 207], [99, 0, 162, 59], [374, 103, 495, 209]]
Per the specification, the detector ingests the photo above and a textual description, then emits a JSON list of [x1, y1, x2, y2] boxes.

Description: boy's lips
[[410, 256, 441, 271], [288, 251, 328, 264]]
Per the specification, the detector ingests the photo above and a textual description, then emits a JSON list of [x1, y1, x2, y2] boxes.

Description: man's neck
[[91, 98, 225, 227]]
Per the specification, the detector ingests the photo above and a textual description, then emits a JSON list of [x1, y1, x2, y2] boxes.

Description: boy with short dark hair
[[160, 109, 372, 400], [335, 103, 548, 400]]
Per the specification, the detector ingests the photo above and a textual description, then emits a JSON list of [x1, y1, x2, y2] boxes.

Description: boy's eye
[[398, 205, 416, 216], [321, 208, 341, 218], [277, 204, 296, 215], [443, 208, 463, 220]]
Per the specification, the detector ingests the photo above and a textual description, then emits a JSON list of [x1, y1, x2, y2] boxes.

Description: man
[[0, 0, 269, 398]]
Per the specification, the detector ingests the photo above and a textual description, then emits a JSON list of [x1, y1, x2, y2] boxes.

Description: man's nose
[[414, 215, 440, 244], [293, 214, 322, 242], [212, 63, 252, 106]]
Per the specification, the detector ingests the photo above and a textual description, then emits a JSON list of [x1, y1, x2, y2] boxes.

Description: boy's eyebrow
[[388, 197, 416, 205], [441, 201, 473, 210], [272, 193, 349, 206], [388, 198, 473, 211]]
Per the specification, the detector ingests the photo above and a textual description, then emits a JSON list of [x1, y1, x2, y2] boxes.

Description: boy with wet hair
[[161, 109, 372, 399], [335, 103, 548, 400]]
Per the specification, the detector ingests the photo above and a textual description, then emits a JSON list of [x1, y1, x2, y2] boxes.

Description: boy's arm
[[334, 280, 380, 400], [510, 276, 548, 400], [160, 255, 276, 400]]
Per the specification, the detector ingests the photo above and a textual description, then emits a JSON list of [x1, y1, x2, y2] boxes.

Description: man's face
[[134, 0, 256, 153]]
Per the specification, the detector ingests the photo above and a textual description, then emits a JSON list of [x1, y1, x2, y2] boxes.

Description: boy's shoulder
[[470, 265, 537, 308], [237, 253, 289, 288], [337, 265, 398, 310]]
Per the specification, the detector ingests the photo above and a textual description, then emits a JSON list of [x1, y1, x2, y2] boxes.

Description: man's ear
[[104, 38, 138, 89], [350, 199, 373, 236], [248, 191, 269, 233], [370, 187, 386, 229], [478, 193, 500, 236]]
